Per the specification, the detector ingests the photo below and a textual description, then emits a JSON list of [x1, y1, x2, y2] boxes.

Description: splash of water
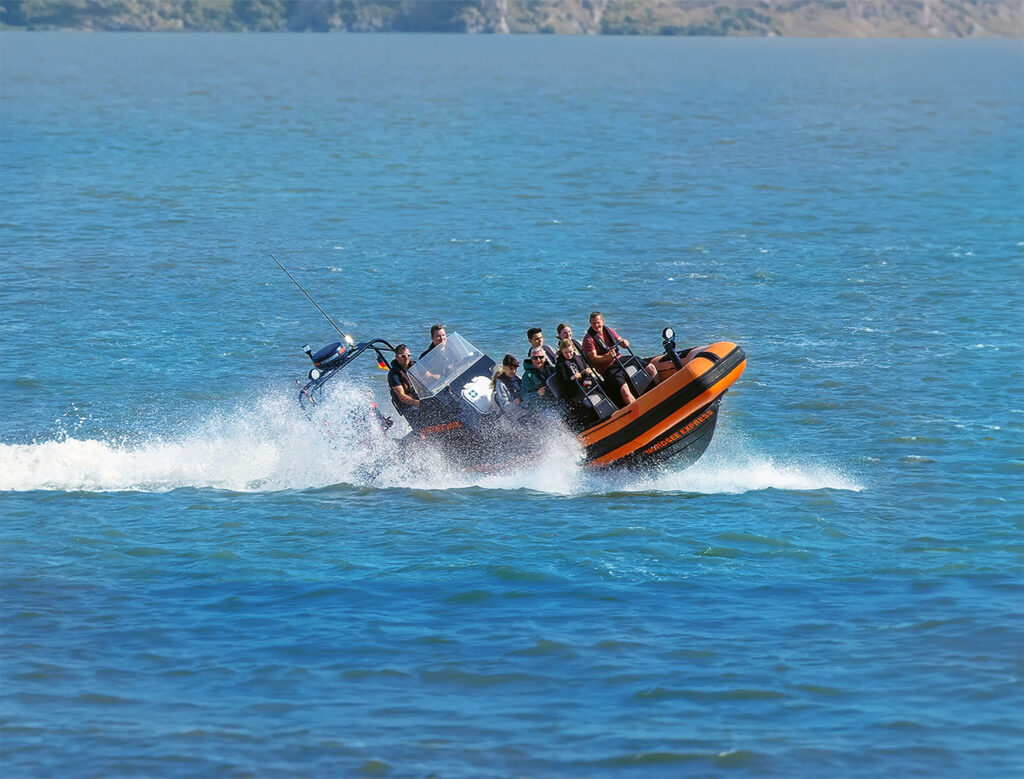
[[0, 384, 862, 495], [0, 388, 371, 493], [619, 441, 864, 495]]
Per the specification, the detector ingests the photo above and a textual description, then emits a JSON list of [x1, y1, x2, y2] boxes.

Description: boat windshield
[[407, 332, 486, 398]]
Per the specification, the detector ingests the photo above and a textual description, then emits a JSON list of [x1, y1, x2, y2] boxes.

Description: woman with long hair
[[491, 354, 523, 419]]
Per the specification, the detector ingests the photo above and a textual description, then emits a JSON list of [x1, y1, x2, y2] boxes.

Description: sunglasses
[[397, 354, 411, 359]]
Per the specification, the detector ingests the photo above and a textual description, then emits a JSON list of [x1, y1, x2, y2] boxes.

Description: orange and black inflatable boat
[[578, 342, 746, 469], [298, 328, 745, 473]]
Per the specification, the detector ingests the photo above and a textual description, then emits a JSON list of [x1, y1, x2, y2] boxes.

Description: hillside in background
[[1, 0, 1020, 36]]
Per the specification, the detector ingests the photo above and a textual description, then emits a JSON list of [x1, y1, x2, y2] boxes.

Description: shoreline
[[1, 0, 1020, 38]]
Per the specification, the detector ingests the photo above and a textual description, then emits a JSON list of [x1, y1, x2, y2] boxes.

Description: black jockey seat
[[618, 354, 653, 397], [583, 382, 617, 420], [546, 373, 616, 421], [544, 373, 563, 399]]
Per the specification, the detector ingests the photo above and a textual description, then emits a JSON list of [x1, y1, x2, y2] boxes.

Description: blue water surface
[[1, 33, 1022, 777]]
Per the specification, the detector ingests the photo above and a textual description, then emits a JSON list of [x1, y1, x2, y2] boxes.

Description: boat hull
[[606, 398, 721, 470], [579, 342, 745, 469]]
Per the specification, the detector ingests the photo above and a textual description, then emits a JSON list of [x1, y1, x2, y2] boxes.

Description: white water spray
[[0, 384, 862, 495]]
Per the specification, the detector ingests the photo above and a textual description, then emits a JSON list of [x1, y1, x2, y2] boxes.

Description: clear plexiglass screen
[[407, 332, 484, 397]]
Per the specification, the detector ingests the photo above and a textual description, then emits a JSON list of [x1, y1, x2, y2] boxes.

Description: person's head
[[394, 344, 412, 366], [557, 338, 576, 357], [502, 354, 519, 375], [556, 322, 573, 341], [589, 312, 604, 331], [527, 328, 544, 347], [430, 324, 446, 346], [529, 346, 547, 367]]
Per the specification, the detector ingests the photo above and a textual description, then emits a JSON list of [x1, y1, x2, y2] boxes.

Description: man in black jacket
[[387, 344, 422, 427]]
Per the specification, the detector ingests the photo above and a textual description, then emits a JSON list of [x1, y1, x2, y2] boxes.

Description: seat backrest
[[584, 388, 617, 420], [545, 373, 564, 399], [620, 355, 652, 395], [547, 371, 614, 419]]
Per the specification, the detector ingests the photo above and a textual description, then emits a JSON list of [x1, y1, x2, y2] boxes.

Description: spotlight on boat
[[662, 327, 683, 369], [309, 368, 322, 381]]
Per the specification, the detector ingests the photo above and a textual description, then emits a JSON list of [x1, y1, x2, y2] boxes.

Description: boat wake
[[0, 385, 863, 495]]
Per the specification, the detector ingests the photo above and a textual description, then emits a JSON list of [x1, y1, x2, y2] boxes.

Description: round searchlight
[[309, 368, 322, 381], [662, 327, 675, 341]]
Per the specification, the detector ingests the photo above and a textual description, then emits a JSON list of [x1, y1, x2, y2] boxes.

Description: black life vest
[[388, 359, 419, 415], [586, 326, 620, 356], [556, 352, 595, 399]]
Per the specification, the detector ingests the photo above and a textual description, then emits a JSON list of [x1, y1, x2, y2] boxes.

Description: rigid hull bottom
[[614, 399, 721, 470]]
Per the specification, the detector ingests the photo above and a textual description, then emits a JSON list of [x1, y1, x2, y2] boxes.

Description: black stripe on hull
[[584, 346, 744, 463], [614, 400, 721, 470]]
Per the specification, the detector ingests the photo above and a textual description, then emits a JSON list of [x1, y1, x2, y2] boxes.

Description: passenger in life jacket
[[582, 311, 656, 406], [525, 327, 558, 366], [387, 344, 422, 426], [491, 354, 524, 420], [556, 322, 584, 355], [555, 337, 598, 426], [521, 346, 556, 409]]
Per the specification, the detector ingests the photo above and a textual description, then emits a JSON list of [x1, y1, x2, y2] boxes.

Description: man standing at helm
[[420, 324, 446, 358]]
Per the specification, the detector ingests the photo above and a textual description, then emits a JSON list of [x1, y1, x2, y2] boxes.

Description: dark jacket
[[555, 351, 595, 405], [521, 361, 554, 407], [387, 358, 419, 417]]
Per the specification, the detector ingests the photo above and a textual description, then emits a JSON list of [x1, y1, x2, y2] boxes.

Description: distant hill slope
[[1, 0, 1020, 36]]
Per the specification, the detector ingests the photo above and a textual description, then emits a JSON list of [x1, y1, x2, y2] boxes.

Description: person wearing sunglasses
[[525, 327, 558, 366], [387, 345, 422, 426], [522, 345, 556, 410]]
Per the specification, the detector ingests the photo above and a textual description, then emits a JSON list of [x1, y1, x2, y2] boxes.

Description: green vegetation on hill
[[1, 0, 1020, 36]]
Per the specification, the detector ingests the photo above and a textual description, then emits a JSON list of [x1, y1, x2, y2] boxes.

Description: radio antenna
[[269, 254, 347, 340]]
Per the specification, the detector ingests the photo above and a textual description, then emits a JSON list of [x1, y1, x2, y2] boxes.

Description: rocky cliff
[[1, 0, 1020, 37]]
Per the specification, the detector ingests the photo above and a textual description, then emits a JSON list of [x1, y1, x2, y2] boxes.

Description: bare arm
[[393, 386, 419, 407], [585, 345, 614, 371]]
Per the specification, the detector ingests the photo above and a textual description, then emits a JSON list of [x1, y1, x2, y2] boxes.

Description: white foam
[[630, 450, 864, 494], [0, 385, 863, 495], [0, 388, 379, 493]]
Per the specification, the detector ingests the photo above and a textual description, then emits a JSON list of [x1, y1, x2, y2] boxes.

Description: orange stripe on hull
[[578, 342, 746, 468], [589, 361, 744, 466]]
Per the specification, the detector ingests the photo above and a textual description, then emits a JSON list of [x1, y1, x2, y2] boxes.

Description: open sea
[[1, 32, 1021, 777]]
